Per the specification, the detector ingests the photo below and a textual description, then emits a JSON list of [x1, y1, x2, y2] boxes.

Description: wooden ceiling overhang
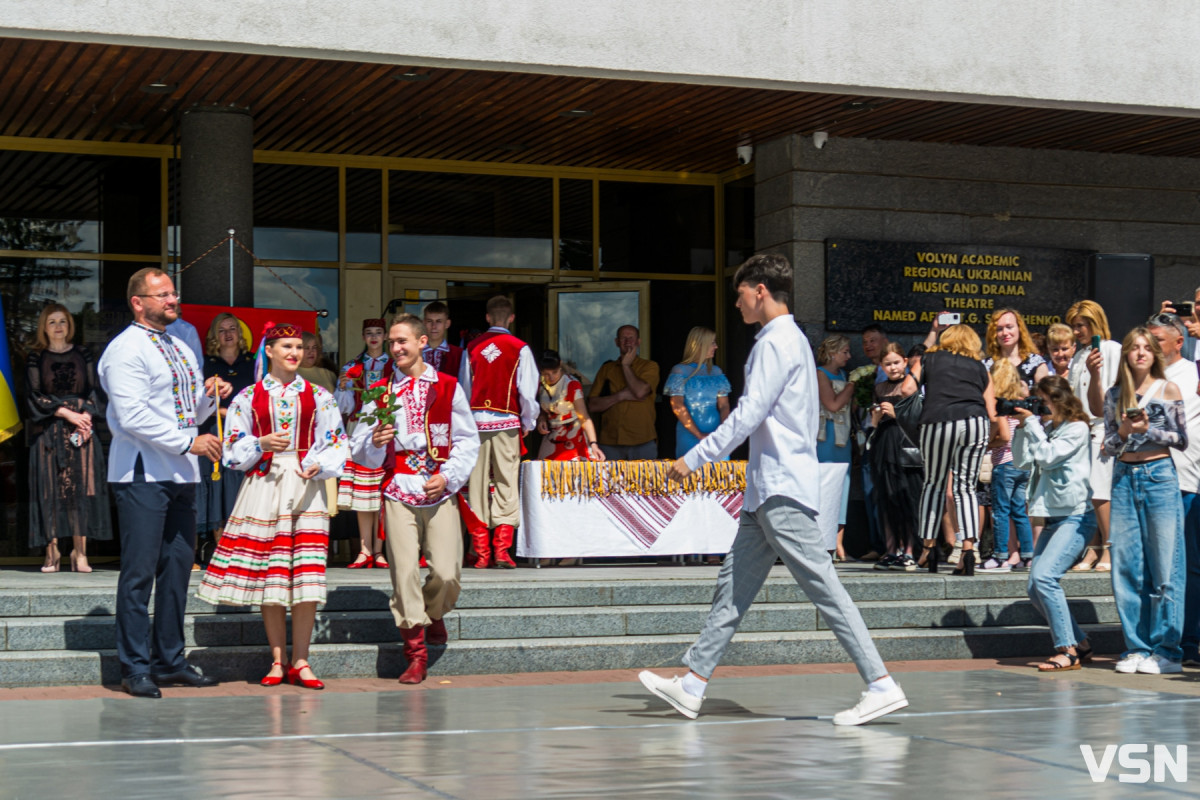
[[2, 38, 1200, 173]]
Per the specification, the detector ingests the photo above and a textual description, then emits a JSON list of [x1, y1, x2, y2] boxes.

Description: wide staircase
[[0, 565, 1122, 687]]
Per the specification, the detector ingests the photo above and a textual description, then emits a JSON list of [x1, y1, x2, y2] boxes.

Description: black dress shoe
[[151, 665, 218, 687], [122, 675, 162, 698]]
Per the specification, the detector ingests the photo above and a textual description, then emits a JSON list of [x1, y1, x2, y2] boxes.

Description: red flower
[[345, 363, 365, 381]]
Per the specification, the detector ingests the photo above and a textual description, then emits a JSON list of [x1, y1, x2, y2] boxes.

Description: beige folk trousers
[[466, 428, 521, 527], [383, 497, 464, 629]]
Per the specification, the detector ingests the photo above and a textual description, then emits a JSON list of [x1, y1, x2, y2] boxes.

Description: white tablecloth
[[517, 461, 848, 558]]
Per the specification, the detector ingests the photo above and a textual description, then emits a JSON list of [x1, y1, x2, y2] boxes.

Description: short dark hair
[[906, 343, 927, 359], [486, 295, 514, 318], [423, 300, 450, 318], [390, 313, 427, 339], [732, 253, 791, 305], [862, 324, 886, 337], [539, 349, 562, 371], [127, 267, 169, 307]]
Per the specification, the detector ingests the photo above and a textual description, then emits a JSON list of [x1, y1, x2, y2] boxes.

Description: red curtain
[[181, 304, 319, 352]]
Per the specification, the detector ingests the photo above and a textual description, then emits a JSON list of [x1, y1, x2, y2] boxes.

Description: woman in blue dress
[[665, 327, 731, 458], [816, 334, 854, 561]]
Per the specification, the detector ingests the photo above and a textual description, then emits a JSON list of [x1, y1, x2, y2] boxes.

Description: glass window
[[599, 183, 714, 275], [0, 150, 160, 255], [253, 164, 338, 262], [723, 176, 755, 269], [559, 179, 593, 270], [555, 290, 641, 385], [254, 265, 339, 362], [388, 171, 553, 269], [346, 168, 382, 263]]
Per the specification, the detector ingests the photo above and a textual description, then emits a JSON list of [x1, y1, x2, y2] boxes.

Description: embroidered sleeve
[[302, 386, 350, 479], [223, 386, 264, 471]]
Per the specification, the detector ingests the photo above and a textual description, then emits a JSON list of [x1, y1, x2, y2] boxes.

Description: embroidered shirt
[[223, 375, 348, 479]]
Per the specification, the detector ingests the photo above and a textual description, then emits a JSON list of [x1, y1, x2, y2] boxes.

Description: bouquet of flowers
[[848, 364, 878, 410], [357, 385, 401, 426]]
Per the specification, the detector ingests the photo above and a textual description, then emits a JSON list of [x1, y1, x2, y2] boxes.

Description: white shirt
[[458, 327, 540, 432], [1166, 356, 1200, 493], [167, 317, 204, 365], [223, 375, 349, 480], [349, 363, 480, 507], [684, 315, 820, 513], [1067, 339, 1122, 425], [99, 323, 216, 483]]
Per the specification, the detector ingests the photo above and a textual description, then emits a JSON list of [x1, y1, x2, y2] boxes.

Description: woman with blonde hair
[[1102, 328, 1187, 674], [1046, 323, 1076, 376], [25, 303, 111, 572], [915, 324, 996, 574], [1065, 299, 1122, 571], [299, 330, 337, 392], [815, 334, 854, 561], [665, 327, 731, 458], [984, 308, 1049, 390]]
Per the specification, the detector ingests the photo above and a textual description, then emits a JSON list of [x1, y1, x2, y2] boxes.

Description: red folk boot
[[398, 626, 428, 684], [468, 526, 492, 569], [426, 617, 448, 646], [493, 524, 516, 569]]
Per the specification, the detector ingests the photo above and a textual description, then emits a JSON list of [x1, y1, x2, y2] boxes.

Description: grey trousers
[[682, 495, 888, 683]]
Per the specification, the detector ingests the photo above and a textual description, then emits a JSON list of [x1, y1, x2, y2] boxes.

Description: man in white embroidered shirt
[[98, 268, 231, 698], [638, 254, 908, 726]]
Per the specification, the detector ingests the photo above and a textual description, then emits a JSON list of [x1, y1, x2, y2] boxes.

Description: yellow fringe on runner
[[539, 460, 746, 500]]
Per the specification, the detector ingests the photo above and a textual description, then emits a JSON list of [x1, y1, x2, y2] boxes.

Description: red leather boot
[[426, 617, 448, 646], [469, 526, 492, 569], [493, 524, 516, 569], [398, 626, 428, 684]]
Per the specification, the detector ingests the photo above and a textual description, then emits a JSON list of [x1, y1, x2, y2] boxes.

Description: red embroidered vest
[[466, 331, 525, 416], [345, 356, 395, 415], [425, 343, 464, 380], [249, 380, 318, 477], [371, 373, 459, 487]]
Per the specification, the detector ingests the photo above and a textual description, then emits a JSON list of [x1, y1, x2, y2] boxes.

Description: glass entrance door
[[548, 281, 649, 391]]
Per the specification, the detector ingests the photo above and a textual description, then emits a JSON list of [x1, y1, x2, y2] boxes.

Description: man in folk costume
[[351, 314, 479, 683], [422, 300, 464, 379], [335, 318, 393, 568], [459, 295, 539, 568], [198, 323, 349, 690]]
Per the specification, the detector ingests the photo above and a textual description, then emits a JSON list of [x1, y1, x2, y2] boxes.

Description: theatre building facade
[[2, 3, 1200, 555]]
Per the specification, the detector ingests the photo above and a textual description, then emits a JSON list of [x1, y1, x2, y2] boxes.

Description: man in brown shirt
[[588, 325, 660, 460]]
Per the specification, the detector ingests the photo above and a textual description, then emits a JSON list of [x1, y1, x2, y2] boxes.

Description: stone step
[[0, 624, 1128, 687], [0, 572, 1117, 617], [0, 597, 1121, 652]]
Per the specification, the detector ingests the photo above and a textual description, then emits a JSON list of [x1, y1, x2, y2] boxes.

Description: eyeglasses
[[137, 291, 180, 302]]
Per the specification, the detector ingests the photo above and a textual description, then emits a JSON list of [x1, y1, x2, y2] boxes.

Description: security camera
[[736, 145, 754, 165], [813, 131, 829, 149]]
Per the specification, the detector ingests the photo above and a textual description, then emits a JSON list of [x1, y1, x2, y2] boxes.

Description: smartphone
[[1125, 407, 1144, 419], [1090, 335, 1102, 350], [937, 312, 961, 326], [1174, 301, 1195, 317]]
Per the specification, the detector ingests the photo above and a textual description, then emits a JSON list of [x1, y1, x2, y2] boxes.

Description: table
[[517, 461, 848, 558]]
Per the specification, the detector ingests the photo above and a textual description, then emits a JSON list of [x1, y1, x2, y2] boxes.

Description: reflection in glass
[[724, 176, 755, 269], [389, 172, 552, 268], [253, 265, 340, 362], [556, 291, 639, 386], [599, 182, 714, 275], [253, 164, 338, 262], [559, 179, 593, 270], [346, 168, 382, 263]]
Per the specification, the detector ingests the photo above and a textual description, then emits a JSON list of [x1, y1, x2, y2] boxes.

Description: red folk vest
[[466, 331, 525, 416], [249, 380, 318, 477], [345, 356, 395, 416], [371, 373, 459, 487], [425, 343, 464, 380]]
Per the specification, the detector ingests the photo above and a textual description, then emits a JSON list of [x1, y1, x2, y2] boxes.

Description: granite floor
[[1, 668, 1197, 799]]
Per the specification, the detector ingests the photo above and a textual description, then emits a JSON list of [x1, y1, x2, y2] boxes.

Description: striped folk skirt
[[198, 452, 330, 608], [337, 458, 385, 512]]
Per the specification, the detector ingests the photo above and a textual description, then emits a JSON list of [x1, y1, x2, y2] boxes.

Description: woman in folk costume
[[198, 323, 349, 689], [335, 318, 393, 568], [535, 349, 605, 462]]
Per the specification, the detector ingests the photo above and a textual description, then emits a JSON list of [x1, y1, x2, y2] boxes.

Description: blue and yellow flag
[[0, 301, 22, 444]]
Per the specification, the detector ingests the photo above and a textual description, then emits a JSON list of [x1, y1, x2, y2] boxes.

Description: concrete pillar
[[180, 106, 254, 307]]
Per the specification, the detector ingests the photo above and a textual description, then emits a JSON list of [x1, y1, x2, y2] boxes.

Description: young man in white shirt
[[98, 268, 230, 698], [639, 254, 908, 726]]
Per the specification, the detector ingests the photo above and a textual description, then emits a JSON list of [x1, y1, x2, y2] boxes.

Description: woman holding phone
[[1103, 328, 1187, 675], [1065, 300, 1123, 572]]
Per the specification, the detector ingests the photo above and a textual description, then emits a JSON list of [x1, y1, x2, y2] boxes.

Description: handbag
[[978, 456, 994, 484]]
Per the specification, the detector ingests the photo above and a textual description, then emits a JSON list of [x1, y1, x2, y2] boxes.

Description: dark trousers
[[111, 462, 198, 678], [1181, 491, 1200, 661]]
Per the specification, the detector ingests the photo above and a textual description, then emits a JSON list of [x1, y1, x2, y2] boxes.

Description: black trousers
[[111, 459, 198, 678]]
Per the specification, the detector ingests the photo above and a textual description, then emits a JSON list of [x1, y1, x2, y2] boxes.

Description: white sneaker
[[638, 670, 703, 719], [1136, 655, 1183, 675], [832, 685, 909, 726], [1114, 653, 1149, 673]]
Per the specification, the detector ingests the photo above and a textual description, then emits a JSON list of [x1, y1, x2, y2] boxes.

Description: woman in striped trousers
[[915, 324, 997, 575]]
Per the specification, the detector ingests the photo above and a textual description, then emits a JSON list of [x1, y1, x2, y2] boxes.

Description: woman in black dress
[[195, 313, 256, 550], [25, 304, 111, 572]]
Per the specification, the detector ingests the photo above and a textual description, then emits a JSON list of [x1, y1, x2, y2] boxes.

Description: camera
[[736, 145, 754, 165], [996, 397, 1050, 417]]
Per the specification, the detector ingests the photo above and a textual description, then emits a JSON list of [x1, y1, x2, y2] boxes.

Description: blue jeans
[[1181, 492, 1200, 661], [991, 463, 1034, 559], [1027, 512, 1095, 649], [1110, 459, 1186, 661]]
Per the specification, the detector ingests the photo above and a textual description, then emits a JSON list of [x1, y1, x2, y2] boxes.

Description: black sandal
[[1037, 651, 1081, 672], [1076, 641, 1094, 664]]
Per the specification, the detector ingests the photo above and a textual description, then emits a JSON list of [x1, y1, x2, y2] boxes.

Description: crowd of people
[[833, 297, 1196, 673]]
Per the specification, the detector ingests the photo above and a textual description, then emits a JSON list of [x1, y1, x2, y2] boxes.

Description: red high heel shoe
[[287, 663, 325, 690], [260, 661, 288, 687], [347, 551, 373, 569], [373, 552, 389, 569]]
